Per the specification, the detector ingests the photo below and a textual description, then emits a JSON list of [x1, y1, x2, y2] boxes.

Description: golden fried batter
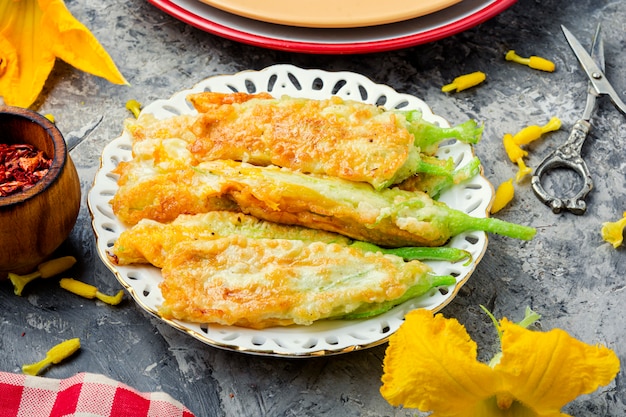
[[110, 138, 237, 225], [111, 211, 351, 267], [125, 92, 419, 190], [123, 113, 197, 143], [158, 235, 432, 328], [123, 92, 273, 144]]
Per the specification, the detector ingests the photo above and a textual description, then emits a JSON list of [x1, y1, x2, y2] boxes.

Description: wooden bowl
[[0, 106, 81, 277]]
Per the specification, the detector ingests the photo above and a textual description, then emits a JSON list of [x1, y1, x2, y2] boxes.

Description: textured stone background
[[1, 0, 625, 415]]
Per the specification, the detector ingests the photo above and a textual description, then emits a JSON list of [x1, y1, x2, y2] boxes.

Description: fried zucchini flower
[[381, 309, 620, 416], [0, 0, 127, 108]]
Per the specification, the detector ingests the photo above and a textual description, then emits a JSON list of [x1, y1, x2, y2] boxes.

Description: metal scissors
[[531, 24, 626, 214], [66, 115, 103, 153]]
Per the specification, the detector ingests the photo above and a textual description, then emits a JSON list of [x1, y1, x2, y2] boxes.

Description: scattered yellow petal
[[381, 309, 620, 416], [96, 289, 125, 305], [8, 256, 76, 296], [0, 0, 128, 108], [500, 118, 561, 185], [514, 116, 562, 145], [37, 256, 77, 278], [125, 99, 142, 118], [442, 71, 486, 93], [601, 211, 626, 248], [59, 278, 124, 305], [506, 50, 556, 72], [503, 133, 527, 163], [22, 338, 81, 375], [515, 158, 532, 183], [44, 113, 55, 123], [491, 178, 514, 214], [60, 277, 97, 298]]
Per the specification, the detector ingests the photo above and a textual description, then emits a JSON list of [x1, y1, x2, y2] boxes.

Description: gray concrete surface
[[1, 0, 625, 415]]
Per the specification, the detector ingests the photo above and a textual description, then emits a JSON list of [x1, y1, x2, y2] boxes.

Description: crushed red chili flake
[[0, 143, 52, 197]]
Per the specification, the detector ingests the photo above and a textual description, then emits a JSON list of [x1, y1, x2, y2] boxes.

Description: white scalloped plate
[[88, 65, 493, 357]]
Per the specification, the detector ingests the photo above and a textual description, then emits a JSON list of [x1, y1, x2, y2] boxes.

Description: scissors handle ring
[[531, 119, 593, 215]]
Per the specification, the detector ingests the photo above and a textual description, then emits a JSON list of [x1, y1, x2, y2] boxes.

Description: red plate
[[148, 0, 517, 54]]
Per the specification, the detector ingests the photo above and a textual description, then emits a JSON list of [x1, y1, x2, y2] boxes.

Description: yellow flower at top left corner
[[0, 0, 128, 108]]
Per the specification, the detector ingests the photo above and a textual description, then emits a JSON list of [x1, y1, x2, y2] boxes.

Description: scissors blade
[[561, 25, 606, 93], [589, 24, 605, 72], [65, 115, 103, 152], [561, 25, 626, 116]]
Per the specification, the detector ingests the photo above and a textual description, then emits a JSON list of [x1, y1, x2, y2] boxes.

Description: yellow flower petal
[[496, 318, 620, 413], [0, 0, 127, 108], [0, 32, 17, 91], [380, 309, 498, 413], [0, 0, 56, 107], [40, 0, 128, 86]]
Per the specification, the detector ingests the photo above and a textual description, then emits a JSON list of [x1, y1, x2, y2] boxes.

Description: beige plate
[[197, 0, 463, 28]]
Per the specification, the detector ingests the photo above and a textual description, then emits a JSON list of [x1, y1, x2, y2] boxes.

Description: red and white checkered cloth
[[0, 372, 195, 417]]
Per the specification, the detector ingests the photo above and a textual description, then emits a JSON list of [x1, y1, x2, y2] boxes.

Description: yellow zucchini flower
[[381, 309, 620, 416], [0, 0, 128, 108]]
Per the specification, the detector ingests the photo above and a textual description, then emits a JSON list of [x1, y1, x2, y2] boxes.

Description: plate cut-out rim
[[88, 64, 493, 357]]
